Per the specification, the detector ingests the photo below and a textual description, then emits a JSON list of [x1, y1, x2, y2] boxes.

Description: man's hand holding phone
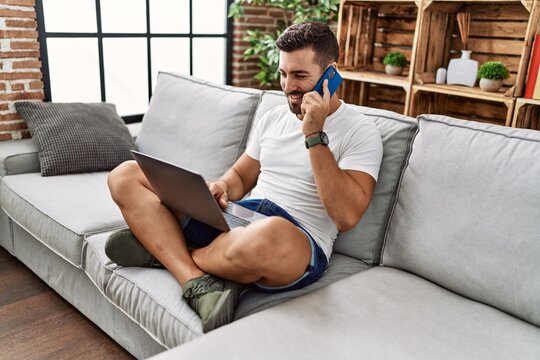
[[299, 66, 342, 135], [300, 79, 331, 136], [207, 181, 229, 209]]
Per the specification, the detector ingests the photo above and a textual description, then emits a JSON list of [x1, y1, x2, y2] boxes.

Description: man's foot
[[104, 228, 164, 268], [182, 274, 243, 333]]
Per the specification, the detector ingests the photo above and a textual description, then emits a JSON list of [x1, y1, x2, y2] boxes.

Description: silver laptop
[[131, 150, 267, 232]]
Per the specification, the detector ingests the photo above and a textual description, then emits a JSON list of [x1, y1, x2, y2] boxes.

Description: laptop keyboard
[[223, 212, 251, 228]]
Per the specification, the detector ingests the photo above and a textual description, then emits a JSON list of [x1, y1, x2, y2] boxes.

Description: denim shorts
[[181, 198, 328, 293]]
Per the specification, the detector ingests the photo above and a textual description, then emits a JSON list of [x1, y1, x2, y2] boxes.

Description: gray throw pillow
[[15, 101, 135, 176]]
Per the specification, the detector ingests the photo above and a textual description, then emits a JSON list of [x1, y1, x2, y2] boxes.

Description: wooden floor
[[0, 247, 134, 360]]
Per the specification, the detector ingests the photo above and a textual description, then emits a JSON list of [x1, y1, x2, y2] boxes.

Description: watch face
[[321, 132, 329, 145]]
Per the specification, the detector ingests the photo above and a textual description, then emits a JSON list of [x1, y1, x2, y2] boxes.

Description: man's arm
[[301, 80, 377, 232], [308, 146, 376, 232], [208, 153, 261, 208]]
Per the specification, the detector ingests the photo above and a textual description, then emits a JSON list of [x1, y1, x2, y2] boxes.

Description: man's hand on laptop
[[207, 181, 229, 209]]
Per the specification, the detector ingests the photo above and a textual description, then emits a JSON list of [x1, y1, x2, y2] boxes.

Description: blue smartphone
[[313, 66, 342, 97]]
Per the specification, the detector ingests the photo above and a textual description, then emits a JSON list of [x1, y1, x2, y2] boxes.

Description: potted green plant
[[383, 52, 407, 75], [477, 61, 510, 92]]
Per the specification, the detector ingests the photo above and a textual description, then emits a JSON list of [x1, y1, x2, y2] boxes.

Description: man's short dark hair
[[276, 22, 340, 70]]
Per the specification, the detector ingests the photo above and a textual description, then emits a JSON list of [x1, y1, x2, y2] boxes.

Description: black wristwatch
[[305, 131, 329, 149]]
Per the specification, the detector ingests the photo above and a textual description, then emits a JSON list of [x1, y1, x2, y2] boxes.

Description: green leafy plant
[[477, 61, 510, 80], [382, 52, 407, 67], [228, 0, 341, 87]]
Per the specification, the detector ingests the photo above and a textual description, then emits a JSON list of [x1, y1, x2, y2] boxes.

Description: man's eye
[[296, 75, 307, 79]]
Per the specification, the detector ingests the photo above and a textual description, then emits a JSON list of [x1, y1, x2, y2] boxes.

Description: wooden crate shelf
[[336, 0, 540, 128], [410, 90, 515, 126], [337, 0, 423, 114], [413, 83, 514, 102], [415, 0, 539, 97], [512, 98, 540, 130], [340, 70, 409, 88], [339, 79, 407, 114]]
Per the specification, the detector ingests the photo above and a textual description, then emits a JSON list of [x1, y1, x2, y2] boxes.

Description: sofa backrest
[[136, 72, 262, 181], [382, 114, 540, 327], [333, 107, 417, 265], [254, 90, 287, 123]]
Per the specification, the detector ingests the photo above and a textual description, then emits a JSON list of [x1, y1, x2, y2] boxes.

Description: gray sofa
[[1, 72, 539, 359]]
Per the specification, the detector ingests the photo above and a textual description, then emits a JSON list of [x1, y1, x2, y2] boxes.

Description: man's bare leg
[[107, 160, 204, 285], [108, 161, 312, 288], [192, 216, 312, 287], [107, 161, 312, 331]]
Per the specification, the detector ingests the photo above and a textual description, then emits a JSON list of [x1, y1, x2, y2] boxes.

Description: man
[[105, 22, 383, 332]]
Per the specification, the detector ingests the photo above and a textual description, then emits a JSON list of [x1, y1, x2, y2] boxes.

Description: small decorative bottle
[[446, 50, 478, 87], [436, 67, 447, 84]]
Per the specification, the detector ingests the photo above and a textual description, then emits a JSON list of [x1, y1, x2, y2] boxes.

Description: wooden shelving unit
[[336, 0, 540, 128], [336, 0, 423, 115], [512, 98, 540, 130], [411, 84, 516, 126]]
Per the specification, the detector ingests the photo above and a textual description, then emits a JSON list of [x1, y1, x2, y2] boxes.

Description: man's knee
[[108, 160, 141, 203]]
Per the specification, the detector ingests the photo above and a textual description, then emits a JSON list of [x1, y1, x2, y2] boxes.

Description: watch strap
[[305, 131, 328, 149]]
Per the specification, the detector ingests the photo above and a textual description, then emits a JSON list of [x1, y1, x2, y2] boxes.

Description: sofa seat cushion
[[85, 232, 202, 349], [148, 267, 540, 360], [234, 251, 369, 319], [1, 172, 126, 266], [85, 230, 369, 349], [382, 115, 540, 327]]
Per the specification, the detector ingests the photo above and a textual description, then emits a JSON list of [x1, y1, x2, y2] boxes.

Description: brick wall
[[231, 5, 288, 89], [0, 0, 43, 141]]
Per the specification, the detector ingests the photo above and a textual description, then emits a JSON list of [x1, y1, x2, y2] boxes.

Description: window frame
[[35, 0, 233, 123]]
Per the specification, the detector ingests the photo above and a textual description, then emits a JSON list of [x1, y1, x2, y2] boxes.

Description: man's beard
[[288, 101, 302, 115], [286, 91, 304, 115]]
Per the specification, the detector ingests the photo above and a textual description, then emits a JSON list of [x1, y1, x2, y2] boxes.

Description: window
[[36, 0, 232, 122]]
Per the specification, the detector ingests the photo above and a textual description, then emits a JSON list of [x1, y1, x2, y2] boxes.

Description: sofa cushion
[[15, 102, 135, 176], [253, 90, 287, 124], [136, 72, 261, 181], [0, 172, 126, 266], [147, 267, 540, 360], [234, 252, 369, 319], [86, 232, 204, 348], [333, 106, 417, 264], [87, 230, 369, 348], [0, 123, 142, 178], [382, 115, 540, 327]]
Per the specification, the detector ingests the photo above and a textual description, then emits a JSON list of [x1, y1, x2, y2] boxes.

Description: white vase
[[446, 50, 478, 87], [479, 78, 503, 92], [385, 65, 403, 76]]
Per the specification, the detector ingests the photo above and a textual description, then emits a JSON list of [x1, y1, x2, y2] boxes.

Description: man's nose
[[282, 77, 296, 93]]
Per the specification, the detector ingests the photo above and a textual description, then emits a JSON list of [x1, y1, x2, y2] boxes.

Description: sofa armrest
[[0, 139, 40, 177]]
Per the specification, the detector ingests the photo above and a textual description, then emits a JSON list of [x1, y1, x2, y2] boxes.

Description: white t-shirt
[[245, 102, 383, 260]]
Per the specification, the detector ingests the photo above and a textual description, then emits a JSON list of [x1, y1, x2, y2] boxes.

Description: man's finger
[[219, 193, 228, 208], [322, 79, 331, 103]]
